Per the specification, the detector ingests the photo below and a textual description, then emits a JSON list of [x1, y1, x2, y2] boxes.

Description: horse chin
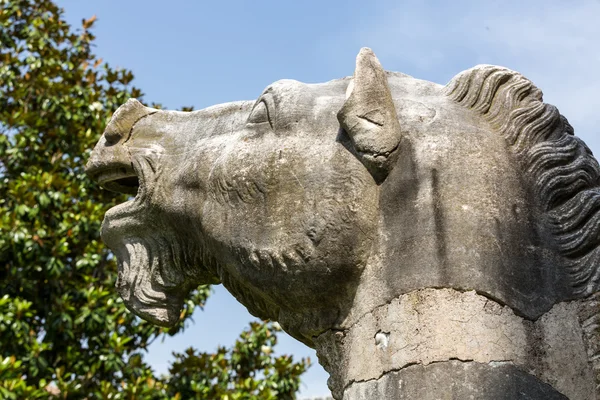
[[121, 288, 183, 327], [110, 235, 187, 327], [116, 265, 184, 327]]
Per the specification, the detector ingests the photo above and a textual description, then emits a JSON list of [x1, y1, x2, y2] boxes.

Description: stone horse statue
[[86, 48, 600, 399]]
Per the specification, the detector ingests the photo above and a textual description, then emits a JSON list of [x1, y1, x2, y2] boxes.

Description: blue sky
[[56, 1, 600, 397]]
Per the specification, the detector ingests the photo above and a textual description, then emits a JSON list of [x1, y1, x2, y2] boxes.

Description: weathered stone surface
[[343, 361, 568, 400], [314, 289, 594, 400], [86, 48, 600, 398]]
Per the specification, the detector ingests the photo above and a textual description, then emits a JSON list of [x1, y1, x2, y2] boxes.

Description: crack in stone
[[341, 358, 515, 394], [313, 286, 539, 344], [314, 289, 595, 400], [122, 111, 158, 145]]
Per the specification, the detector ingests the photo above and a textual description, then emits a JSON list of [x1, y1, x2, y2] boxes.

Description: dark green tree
[[0, 1, 309, 398]]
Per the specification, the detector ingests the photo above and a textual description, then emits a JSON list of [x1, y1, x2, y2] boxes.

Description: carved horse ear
[[338, 48, 403, 184]]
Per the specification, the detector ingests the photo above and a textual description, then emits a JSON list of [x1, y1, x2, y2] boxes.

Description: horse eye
[[247, 101, 271, 126]]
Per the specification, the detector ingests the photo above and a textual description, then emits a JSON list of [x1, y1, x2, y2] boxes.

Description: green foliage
[[0, 0, 309, 398], [167, 322, 307, 400]]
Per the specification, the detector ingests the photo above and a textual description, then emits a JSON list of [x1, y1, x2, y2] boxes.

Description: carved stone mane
[[445, 65, 600, 296]]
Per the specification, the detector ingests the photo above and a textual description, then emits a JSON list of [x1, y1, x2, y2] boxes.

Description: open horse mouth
[[86, 163, 139, 195]]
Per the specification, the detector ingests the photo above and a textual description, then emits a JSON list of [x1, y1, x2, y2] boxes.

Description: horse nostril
[[104, 129, 123, 145]]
